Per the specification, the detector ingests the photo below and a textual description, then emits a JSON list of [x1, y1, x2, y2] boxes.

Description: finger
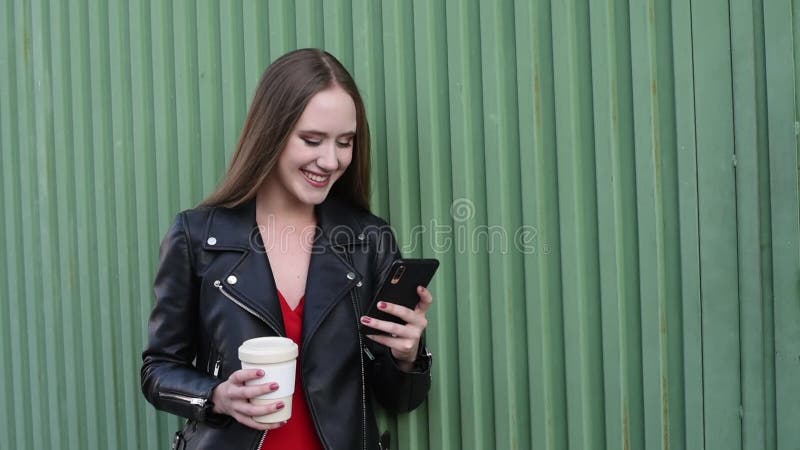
[[238, 399, 287, 418], [360, 315, 409, 337], [366, 334, 418, 354], [415, 286, 434, 314], [239, 381, 280, 400], [366, 335, 419, 365], [229, 368, 265, 385], [373, 301, 425, 327]]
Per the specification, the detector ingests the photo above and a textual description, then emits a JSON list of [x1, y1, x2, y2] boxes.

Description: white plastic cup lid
[[238, 337, 298, 364]]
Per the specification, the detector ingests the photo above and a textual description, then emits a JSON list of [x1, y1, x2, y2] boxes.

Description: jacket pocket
[[171, 430, 185, 450], [172, 419, 195, 450], [206, 347, 223, 378]]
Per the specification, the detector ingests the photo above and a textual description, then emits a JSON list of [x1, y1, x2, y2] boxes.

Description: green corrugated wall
[[1, 0, 798, 449]]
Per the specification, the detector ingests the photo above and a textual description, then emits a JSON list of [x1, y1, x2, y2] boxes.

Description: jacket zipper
[[213, 279, 277, 450], [159, 391, 207, 407], [213, 280, 282, 335], [256, 430, 267, 449], [350, 290, 371, 450], [340, 248, 369, 450]]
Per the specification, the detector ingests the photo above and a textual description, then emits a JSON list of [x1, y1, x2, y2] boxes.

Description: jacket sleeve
[[140, 212, 229, 426], [365, 222, 432, 413]]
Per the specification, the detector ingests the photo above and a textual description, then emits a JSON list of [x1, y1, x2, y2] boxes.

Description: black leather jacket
[[141, 196, 431, 450]]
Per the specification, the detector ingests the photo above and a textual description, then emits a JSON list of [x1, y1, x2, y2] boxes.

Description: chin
[[295, 189, 333, 206]]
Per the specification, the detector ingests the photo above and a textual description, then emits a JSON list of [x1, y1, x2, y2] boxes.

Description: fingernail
[[276, 402, 285, 410], [378, 301, 387, 310], [257, 370, 265, 377], [361, 316, 371, 324], [269, 382, 279, 391]]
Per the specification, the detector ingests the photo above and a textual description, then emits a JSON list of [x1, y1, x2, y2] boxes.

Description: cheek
[[339, 150, 354, 170]]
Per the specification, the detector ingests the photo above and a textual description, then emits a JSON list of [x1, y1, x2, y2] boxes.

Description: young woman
[[141, 49, 433, 450]]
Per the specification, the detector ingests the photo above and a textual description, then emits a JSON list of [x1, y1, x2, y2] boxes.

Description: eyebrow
[[298, 129, 356, 138]]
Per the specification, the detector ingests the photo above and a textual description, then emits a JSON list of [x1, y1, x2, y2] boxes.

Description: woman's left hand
[[361, 286, 433, 372]]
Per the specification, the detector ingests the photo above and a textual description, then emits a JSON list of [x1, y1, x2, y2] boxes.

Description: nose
[[315, 142, 339, 171]]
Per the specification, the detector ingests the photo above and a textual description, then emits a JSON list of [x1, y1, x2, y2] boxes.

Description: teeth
[[302, 170, 328, 183]]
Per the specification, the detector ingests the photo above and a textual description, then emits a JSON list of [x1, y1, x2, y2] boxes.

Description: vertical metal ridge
[[0, 0, 11, 441], [692, 0, 742, 449], [763, 0, 800, 447], [352, 0, 387, 214], [151, 0, 179, 220], [588, 1, 643, 449], [658, 1, 688, 445], [219, 0, 246, 162], [323, 0, 353, 68], [412, 1, 460, 448], [515, 0, 568, 449], [243, 0, 268, 96], [68, 2, 101, 447], [295, 0, 324, 48], [671, 0, 704, 448], [32, 1, 63, 449], [88, 0, 121, 445], [129, 0, 159, 446], [477, 0, 529, 448], [751, 3, 776, 448], [173, 0, 202, 206], [551, 0, 605, 449], [444, 1, 494, 448], [1, 2, 23, 447], [267, 0, 296, 60], [630, 2, 669, 449], [729, 1, 769, 450], [50, 0, 80, 447], [197, 0, 225, 197], [17, 0, 45, 448], [109, 0, 139, 444]]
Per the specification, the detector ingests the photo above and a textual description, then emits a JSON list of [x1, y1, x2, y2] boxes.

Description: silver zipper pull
[[363, 346, 375, 361], [213, 358, 221, 377]]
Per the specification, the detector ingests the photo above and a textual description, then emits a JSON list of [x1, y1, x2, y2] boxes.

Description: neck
[[256, 183, 316, 225]]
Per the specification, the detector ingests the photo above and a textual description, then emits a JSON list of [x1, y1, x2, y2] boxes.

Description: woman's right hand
[[211, 369, 288, 431]]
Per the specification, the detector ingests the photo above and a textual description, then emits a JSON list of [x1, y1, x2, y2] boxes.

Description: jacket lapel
[[202, 197, 369, 343], [203, 201, 286, 336], [301, 231, 362, 348]]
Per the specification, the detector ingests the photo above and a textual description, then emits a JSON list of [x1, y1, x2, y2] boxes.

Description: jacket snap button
[[207, 237, 217, 246], [356, 281, 363, 287], [346, 272, 356, 280], [226, 275, 238, 285], [357, 233, 365, 241]]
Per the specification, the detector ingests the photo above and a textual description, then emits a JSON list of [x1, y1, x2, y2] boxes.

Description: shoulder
[[173, 205, 214, 237], [319, 196, 396, 244]]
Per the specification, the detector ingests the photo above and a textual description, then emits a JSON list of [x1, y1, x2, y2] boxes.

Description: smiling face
[[263, 85, 357, 209]]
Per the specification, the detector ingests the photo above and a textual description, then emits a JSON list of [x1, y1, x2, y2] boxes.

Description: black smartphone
[[366, 258, 440, 332]]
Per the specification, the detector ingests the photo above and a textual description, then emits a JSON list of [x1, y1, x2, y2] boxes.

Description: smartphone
[[366, 258, 440, 332]]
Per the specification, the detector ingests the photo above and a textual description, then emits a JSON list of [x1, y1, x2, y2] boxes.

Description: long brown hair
[[201, 49, 371, 210]]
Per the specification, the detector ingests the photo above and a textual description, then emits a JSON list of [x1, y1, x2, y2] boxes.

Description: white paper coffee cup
[[238, 337, 299, 423]]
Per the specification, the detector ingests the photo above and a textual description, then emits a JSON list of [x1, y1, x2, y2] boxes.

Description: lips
[[301, 169, 330, 187]]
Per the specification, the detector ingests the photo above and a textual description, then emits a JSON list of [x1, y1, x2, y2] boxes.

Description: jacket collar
[[202, 196, 367, 344], [202, 196, 367, 252]]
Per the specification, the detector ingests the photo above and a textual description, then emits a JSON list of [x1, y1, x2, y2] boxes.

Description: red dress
[[260, 291, 324, 450]]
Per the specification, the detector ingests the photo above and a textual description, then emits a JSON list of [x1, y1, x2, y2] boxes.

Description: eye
[[336, 140, 353, 149], [301, 138, 321, 147]]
